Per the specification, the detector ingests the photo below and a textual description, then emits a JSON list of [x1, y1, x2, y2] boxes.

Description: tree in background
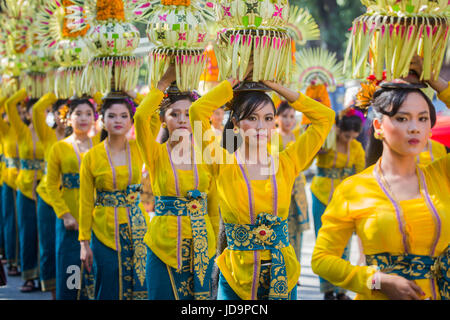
[[292, 0, 365, 59]]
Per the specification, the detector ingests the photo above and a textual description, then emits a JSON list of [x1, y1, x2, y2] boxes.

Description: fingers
[[409, 280, 425, 298]]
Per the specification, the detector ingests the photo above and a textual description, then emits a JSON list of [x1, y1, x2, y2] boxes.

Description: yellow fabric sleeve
[[5, 89, 28, 139], [78, 150, 95, 241], [46, 143, 68, 218], [189, 80, 234, 172], [311, 183, 378, 296], [32, 92, 58, 152], [134, 88, 164, 172], [437, 81, 450, 107], [0, 96, 10, 137], [280, 92, 335, 176]]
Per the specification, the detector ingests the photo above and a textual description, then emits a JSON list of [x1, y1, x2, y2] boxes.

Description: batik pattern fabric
[[154, 189, 210, 300], [316, 167, 356, 180], [95, 184, 148, 300], [3, 157, 19, 169], [291, 173, 309, 232], [224, 212, 290, 300], [366, 245, 449, 300], [62, 173, 80, 189], [20, 159, 45, 171]]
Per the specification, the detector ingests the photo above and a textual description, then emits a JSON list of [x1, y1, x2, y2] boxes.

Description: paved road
[[0, 182, 359, 300]]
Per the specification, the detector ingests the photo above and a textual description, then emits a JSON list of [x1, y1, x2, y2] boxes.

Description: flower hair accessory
[[339, 107, 366, 125], [58, 104, 70, 124], [124, 97, 137, 115], [355, 72, 386, 113], [189, 90, 200, 101]]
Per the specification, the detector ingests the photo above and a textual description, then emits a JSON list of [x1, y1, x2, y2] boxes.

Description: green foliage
[[291, 0, 365, 59]]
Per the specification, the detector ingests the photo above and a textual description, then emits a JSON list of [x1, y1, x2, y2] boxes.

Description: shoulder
[[431, 139, 447, 154], [85, 141, 105, 160], [351, 139, 364, 152], [338, 165, 377, 196]]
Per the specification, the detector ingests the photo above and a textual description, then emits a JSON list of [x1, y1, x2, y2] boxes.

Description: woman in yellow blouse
[[310, 107, 366, 300], [0, 95, 20, 276], [79, 96, 148, 300], [5, 89, 45, 292], [134, 66, 219, 300], [46, 98, 99, 300], [189, 69, 335, 300], [311, 78, 450, 300], [31, 93, 67, 297], [272, 101, 310, 271]]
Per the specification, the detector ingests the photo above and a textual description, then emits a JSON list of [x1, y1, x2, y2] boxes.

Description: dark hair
[[365, 87, 436, 167], [222, 91, 275, 153], [100, 97, 136, 141], [276, 101, 293, 116], [159, 93, 196, 144], [65, 98, 96, 137], [336, 114, 362, 133], [25, 98, 39, 112]]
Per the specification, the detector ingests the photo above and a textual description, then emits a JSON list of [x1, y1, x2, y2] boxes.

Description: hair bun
[[380, 81, 428, 90]]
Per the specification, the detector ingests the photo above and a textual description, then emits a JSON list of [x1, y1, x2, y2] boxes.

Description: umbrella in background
[[432, 114, 450, 148]]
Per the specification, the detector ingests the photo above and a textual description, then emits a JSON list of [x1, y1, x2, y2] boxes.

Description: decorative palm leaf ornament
[[296, 47, 346, 93], [286, 5, 320, 46], [36, 0, 93, 98], [69, 0, 153, 96], [213, 0, 292, 85], [345, 0, 449, 82], [146, 0, 214, 92], [0, 1, 34, 96], [22, 8, 60, 99]]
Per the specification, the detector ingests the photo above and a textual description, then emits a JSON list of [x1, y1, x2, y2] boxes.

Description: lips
[[114, 125, 123, 130], [408, 138, 420, 145]]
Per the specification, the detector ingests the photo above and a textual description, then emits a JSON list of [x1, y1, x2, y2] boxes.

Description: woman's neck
[[107, 134, 128, 152], [277, 126, 291, 136], [72, 131, 90, 143], [242, 142, 268, 165], [56, 126, 66, 140], [380, 147, 417, 177]]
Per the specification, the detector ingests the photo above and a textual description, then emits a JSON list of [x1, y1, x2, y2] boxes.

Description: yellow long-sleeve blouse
[[32, 92, 58, 205], [134, 88, 220, 269], [437, 81, 450, 107], [189, 80, 335, 300], [311, 155, 450, 300], [78, 139, 147, 250], [417, 139, 447, 166], [46, 136, 101, 221], [5, 89, 44, 200], [310, 139, 366, 205], [0, 97, 19, 190]]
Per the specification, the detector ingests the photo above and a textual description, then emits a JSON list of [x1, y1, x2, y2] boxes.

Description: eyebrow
[[396, 111, 429, 115], [250, 112, 274, 117]]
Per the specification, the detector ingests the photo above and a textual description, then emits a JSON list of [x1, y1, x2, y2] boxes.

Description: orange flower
[[96, 0, 125, 22], [302, 83, 331, 125], [62, 0, 90, 38], [355, 82, 378, 111]]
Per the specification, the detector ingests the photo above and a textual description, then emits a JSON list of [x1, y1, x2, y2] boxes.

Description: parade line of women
[[0, 58, 449, 300]]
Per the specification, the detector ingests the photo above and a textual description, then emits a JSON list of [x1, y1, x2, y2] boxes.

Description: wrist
[[80, 240, 90, 247], [157, 80, 171, 92]]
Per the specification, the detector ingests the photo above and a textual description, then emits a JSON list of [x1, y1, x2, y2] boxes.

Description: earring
[[162, 122, 167, 129], [233, 126, 239, 134], [429, 132, 433, 138], [374, 130, 384, 140]]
